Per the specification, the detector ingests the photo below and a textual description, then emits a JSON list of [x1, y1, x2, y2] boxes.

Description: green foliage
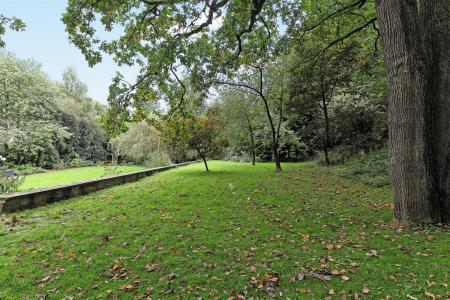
[[0, 15, 26, 48], [61, 66, 88, 101], [62, 0, 293, 132], [0, 53, 108, 168], [333, 147, 390, 187], [67, 158, 95, 168], [144, 151, 172, 169], [0, 53, 71, 167], [7, 164, 45, 176], [161, 114, 228, 169], [0, 174, 24, 194], [110, 121, 170, 167], [101, 165, 119, 177]]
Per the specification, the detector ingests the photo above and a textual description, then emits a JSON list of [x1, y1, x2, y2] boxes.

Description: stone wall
[[0, 161, 197, 213]]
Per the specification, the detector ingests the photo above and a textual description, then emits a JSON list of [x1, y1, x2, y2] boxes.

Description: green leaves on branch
[[0, 14, 25, 48]]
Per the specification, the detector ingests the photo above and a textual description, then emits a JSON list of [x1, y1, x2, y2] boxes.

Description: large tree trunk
[[375, 0, 450, 223]]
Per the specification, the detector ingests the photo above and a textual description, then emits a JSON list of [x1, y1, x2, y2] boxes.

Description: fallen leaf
[[36, 276, 51, 284], [145, 263, 160, 272], [118, 284, 134, 292]]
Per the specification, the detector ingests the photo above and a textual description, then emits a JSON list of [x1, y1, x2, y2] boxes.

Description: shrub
[[145, 151, 172, 168], [336, 148, 390, 187], [68, 158, 94, 168], [9, 164, 45, 176], [0, 174, 25, 194]]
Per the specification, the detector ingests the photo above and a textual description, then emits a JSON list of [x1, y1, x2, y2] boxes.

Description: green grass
[[0, 161, 448, 299], [19, 165, 144, 191]]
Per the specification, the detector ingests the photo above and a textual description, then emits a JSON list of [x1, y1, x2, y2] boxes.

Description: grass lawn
[[0, 161, 448, 299], [19, 165, 144, 191]]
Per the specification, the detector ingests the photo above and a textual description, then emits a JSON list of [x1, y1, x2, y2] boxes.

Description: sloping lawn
[[0, 161, 448, 299], [19, 166, 144, 191]]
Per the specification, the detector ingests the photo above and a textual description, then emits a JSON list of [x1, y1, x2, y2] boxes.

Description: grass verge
[[18, 165, 144, 191], [0, 161, 448, 299]]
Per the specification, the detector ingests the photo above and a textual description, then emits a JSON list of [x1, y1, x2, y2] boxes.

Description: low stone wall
[[0, 161, 197, 213]]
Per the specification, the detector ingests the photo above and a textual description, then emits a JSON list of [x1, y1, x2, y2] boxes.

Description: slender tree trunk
[[111, 153, 118, 166], [244, 111, 256, 165], [261, 96, 282, 172], [375, 0, 450, 223], [273, 144, 282, 172], [322, 96, 331, 166], [200, 154, 209, 172]]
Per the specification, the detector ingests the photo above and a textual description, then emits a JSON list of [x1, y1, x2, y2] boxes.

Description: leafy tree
[[110, 121, 171, 167], [0, 53, 108, 168], [0, 14, 25, 47], [215, 89, 260, 165], [62, 0, 289, 135], [216, 58, 288, 172], [288, 40, 360, 165], [0, 53, 71, 167], [62, 66, 88, 101], [57, 86, 108, 163], [162, 114, 227, 171]]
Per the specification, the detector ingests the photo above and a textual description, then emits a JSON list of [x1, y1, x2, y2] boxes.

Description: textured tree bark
[[375, 0, 450, 223]]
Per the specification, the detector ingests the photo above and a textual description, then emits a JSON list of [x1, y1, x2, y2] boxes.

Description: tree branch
[[235, 0, 267, 54], [324, 17, 377, 51], [301, 0, 369, 36], [179, 0, 230, 38]]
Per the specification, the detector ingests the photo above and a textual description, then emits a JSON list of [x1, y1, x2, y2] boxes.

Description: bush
[[0, 174, 25, 194], [223, 149, 259, 163], [336, 148, 390, 187], [144, 151, 172, 168], [68, 158, 94, 168], [7, 164, 45, 176]]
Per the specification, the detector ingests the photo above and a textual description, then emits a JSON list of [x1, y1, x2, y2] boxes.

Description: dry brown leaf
[[36, 276, 51, 284], [145, 263, 160, 272]]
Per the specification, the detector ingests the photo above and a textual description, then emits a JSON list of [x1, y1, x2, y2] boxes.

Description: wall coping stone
[[0, 161, 198, 213]]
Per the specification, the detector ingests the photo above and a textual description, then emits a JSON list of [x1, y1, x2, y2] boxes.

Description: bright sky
[[1, 0, 138, 103]]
